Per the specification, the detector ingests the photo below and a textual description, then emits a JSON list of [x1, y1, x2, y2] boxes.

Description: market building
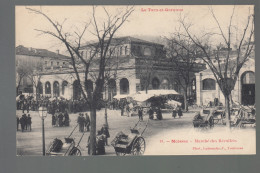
[[35, 36, 206, 101], [195, 52, 255, 106]]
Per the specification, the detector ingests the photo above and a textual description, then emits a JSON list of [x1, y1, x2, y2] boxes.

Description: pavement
[[16, 108, 255, 156]]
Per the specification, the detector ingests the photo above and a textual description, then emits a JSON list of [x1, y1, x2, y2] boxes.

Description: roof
[[80, 36, 164, 49], [200, 58, 255, 74], [16, 45, 70, 60]]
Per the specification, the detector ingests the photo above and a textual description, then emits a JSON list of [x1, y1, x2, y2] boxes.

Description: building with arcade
[[34, 36, 206, 101]]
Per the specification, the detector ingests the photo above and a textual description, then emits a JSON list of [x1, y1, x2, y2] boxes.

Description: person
[[172, 107, 177, 118], [64, 111, 70, 126], [27, 114, 32, 131], [177, 106, 183, 118], [148, 107, 154, 119], [126, 104, 130, 117], [24, 114, 28, 130], [52, 114, 56, 127], [77, 113, 84, 132], [138, 107, 143, 121], [58, 112, 64, 127], [16, 115, 20, 131], [20, 114, 26, 132], [157, 108, 163, 120], [100, 124, 110, 146], [85, 113, 90, 132]]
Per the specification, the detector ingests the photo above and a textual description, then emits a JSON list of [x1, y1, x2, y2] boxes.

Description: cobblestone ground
[[17, 108, 198, 156]]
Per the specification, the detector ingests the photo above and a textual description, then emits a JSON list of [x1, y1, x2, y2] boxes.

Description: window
[[62, 81, 68, 95], [45, 82, 51, 94], [202, 78, 216, 90], [45, 61, 47, 65], [63, 62, 65, 65], [125, 46, 128, 55], [57, 62, 59, 66], [120, 78, 129, 94], [51, 61, 53, 66]]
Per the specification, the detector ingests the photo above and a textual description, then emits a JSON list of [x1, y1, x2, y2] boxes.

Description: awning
[[131, 89, 181, 102]]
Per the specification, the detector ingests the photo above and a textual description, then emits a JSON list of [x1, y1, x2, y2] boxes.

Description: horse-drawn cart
[[111, 120, 148, 156]]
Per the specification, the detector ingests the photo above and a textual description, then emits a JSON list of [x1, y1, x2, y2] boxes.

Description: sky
[[16, 5, 254, 55]]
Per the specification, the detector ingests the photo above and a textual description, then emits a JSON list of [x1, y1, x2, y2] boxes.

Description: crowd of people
[[17, 113, 32, 132], [52, 111, 70, 127], [16, 95, 93, 114]]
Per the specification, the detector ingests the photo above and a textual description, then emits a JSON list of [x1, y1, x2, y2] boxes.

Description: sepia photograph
[[16, 5, 255, 156]]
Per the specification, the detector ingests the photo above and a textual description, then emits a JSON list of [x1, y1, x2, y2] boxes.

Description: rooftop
[[16, 45, 70, 60], [80, 36, 164, 49]]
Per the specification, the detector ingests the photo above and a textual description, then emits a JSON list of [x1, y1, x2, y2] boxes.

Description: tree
[[27, 6, 134, 155], [27, 63, 43, 100], [165, 35, 199, 111], [16, 63, 30, 95], [178, 6, 254, 128]]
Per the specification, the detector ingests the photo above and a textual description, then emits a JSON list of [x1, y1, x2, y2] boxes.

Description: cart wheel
[[116, 151, 126, 156], [131, 137, 145, 155], [69, 147, 81, 156]]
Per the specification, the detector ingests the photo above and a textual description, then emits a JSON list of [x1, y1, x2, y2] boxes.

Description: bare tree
[[178, 6, 254, 128], [27, 6, 134, 155], [16, 64, 30, 95], [165, 35, 199, 111], [27, 63, 43, 100]]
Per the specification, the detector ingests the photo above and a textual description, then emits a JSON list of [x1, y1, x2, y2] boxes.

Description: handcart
[[46, 124, 84, 156], [111, 120, 148, 156], [193, 109, 214, 129]]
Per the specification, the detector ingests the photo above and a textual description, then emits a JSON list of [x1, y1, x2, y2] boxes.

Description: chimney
[[56, 50, 59, 54]]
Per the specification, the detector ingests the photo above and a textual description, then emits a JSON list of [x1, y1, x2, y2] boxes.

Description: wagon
[[193, 109, 214, 129], [231, 105, 256, 128], [111, 120, 148, 156], [46, 124, 84, 156]]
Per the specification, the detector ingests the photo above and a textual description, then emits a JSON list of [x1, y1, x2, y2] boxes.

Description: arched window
[[202, 78, 216, 90], [45, 82, 51, 94], [161, 78, 169, 89], [241, 71, 255, 105], [53, 81, 60, 97], [37, 82, 43, 94], [62, 81, 68, 95], [108, 79, 117, 101], [73, 80, 81, 100], [125, 46, 128, 55], [85, 80, 93, 92], [242, 71, 255, 84], [152, 77, 160, 89], [120, 78, 129, 94]]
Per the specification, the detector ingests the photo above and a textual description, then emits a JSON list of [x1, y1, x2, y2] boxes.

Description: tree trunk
[[184, 87, 188, 112], [89, 105, 97, 155], [224, 95, 231, 129]]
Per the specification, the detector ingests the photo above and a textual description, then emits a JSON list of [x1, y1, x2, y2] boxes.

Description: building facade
[[16, 45, 70, 94], [35, 37, 206, 101], [195, 58, 255, 106]]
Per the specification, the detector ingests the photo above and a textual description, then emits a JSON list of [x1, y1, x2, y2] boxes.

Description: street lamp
[[38, 106, 48, 156]]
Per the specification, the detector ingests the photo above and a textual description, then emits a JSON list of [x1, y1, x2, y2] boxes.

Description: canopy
[[131, 89, 181, 102]]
